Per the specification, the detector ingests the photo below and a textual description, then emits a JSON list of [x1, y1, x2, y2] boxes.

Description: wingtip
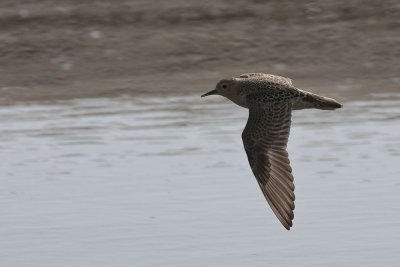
[[331, 101, 343, 109], [284, 221, 293, 230]]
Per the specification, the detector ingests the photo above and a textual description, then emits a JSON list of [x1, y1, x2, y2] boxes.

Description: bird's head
[[201, 78, 238, 98], [201, 78, 248, 108]]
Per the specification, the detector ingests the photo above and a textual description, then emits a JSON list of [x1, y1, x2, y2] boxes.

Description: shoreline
[[1, 1, 399, 105]]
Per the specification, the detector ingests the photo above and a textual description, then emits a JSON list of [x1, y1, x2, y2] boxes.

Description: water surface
[[1, 95, 400, 267]]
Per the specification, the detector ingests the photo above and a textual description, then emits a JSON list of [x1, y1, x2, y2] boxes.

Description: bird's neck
[[225, 93, 248, 108]]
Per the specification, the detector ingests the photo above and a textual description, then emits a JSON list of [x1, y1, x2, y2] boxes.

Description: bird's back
[[237, 73, 342, 110], [239, 73, 293, 87]]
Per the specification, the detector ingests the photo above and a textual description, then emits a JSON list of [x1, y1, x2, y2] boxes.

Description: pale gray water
[[1, 95, 400, 267]]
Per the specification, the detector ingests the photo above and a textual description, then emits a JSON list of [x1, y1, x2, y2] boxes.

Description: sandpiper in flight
[[201, 73, 342, 230]]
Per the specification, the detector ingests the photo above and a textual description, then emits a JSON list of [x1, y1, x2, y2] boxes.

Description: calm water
[[1, 95, 400, 267]]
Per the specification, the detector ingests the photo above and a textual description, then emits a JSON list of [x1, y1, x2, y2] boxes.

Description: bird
[[201, 73, 342, 230]]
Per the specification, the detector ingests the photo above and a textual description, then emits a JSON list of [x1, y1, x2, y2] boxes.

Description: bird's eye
[[222, 84, 227, 89]]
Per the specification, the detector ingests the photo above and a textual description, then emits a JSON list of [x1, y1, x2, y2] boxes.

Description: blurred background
[[1, 1, 400, 267], [1, 0, 399, 102]]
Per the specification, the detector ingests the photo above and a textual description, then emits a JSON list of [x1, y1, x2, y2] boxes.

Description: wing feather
[[242, 100, 295, 230]]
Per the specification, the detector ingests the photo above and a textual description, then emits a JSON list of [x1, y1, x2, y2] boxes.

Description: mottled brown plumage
[[202, 73, 342, 230]]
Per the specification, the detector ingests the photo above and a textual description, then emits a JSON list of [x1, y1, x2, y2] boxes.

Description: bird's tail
[[302, 92, 342, 110]]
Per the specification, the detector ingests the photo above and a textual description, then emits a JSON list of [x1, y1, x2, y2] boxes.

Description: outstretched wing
[[242, 100, 295, 230]]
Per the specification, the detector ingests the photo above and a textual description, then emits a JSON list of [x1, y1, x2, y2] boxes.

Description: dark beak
[[201, 89, 217, 97]]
